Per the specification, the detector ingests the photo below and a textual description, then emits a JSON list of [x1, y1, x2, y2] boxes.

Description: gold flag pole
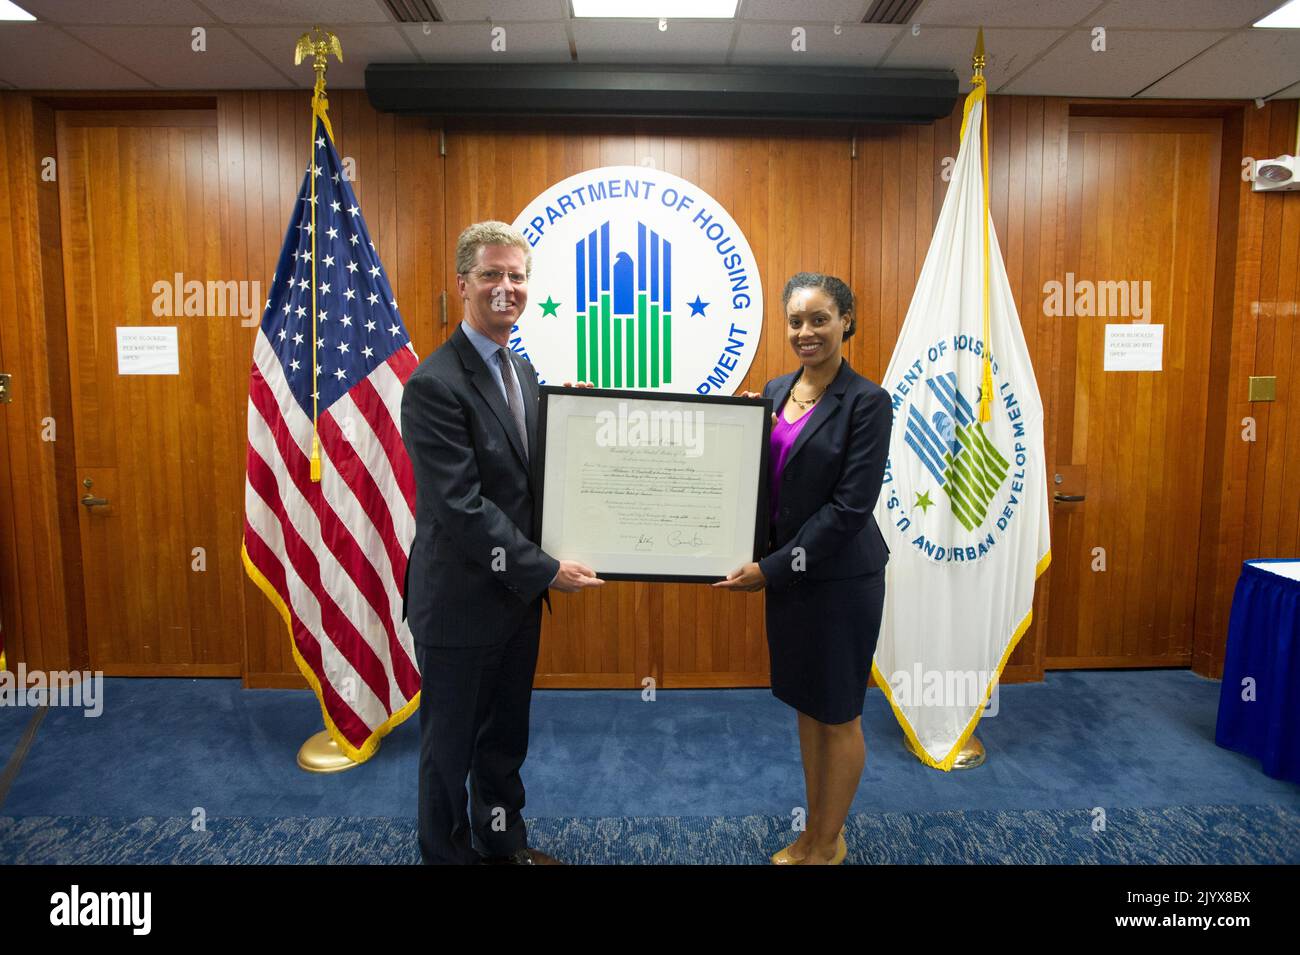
[[292, 26, 359, 774], [903, 29, 994, 772], [973, 27, 994, 426], [297, 25, 342, 485], [952, 27, 990, 770]]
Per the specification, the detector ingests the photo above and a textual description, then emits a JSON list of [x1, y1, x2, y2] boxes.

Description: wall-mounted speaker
[[365, 63, 957, 125]]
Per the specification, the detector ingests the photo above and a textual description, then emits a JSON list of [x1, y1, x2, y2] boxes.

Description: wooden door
[[57, 110, 244, 675], [1047, 116, 1222, 667]]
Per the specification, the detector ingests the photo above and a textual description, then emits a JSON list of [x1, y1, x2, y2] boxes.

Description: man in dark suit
[[401, 221, 602, 865]]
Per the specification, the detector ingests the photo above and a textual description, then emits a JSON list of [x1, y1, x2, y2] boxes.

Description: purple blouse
[[770, 404, 815, 522]]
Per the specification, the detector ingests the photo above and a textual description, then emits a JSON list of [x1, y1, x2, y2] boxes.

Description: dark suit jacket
[[757, 358, 893, 591], [400, 324, 560, 648]]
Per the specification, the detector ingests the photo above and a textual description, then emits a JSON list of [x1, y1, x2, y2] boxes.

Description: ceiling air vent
[[382, 0, 442, 23], [863, 0, 922, 24]]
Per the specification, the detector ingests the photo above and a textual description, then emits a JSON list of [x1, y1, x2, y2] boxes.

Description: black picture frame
[[535, 385, 772, 583]]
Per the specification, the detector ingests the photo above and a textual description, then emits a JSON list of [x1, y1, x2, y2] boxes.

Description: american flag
[[241, 113, 421, 762]]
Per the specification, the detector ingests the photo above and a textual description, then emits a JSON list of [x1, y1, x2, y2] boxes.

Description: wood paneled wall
[[1, 88, 1295, 687], [1195, 100, 1300, 676], [442, 119, 854, 686], [0, 95, 78, 673], [0, 90, 444, 687]]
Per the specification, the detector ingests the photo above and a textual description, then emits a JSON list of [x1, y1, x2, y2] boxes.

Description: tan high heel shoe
[[828, 829, 848, 865], [770, 839, 804, 865], [771, 827, 846, 865]]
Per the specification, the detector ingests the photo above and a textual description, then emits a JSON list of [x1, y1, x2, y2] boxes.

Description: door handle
[[81, 494, 110, 509], [1053, 492, 1085, 503]]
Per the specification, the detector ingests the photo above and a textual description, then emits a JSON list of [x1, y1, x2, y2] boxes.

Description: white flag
[[871, 85, 1051, 770]]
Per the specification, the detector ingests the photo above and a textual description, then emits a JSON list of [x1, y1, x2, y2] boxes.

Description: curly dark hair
[[781, 272, 856, 339]]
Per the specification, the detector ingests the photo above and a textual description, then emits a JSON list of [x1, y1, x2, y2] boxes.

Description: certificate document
[[537, 388, 771, 582]]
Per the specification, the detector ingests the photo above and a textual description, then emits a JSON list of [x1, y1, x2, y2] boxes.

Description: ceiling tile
[[16, 0, 213, 24], [1000, 28, 1225, 97], [62, 25, 294, 88], [741, 0, 870, 21], [573, 20, 736, 63], [731, 21, 900, 66], [435, 0, 564, 20], [399, 21, 570, 61], [4, 0, 1298, 97], [239, 26, 416, 88], [0, 23, 153, 88], [917, 0, 1096, 29], [1094, 0, 1281, 30], [1265, 79, 1300, 100], [1141, 28, 1300, 99], [883, 25, 1063, 92], [206, 0, 393, 25]]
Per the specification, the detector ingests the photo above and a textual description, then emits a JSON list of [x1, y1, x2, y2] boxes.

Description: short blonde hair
[[455, 220, 531, 275]]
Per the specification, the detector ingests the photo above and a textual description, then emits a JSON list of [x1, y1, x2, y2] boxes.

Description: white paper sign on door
[[117, 326, 180, 375], [1104, 324, 1163, 372]]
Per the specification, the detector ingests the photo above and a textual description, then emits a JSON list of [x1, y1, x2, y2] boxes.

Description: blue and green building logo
[[574, 221, 674, 388]]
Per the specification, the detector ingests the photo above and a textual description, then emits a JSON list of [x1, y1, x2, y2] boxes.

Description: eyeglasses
[[465, 269, 528, 285]]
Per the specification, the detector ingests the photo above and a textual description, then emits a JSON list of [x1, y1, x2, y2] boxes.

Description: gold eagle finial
[[294, 25, 343, 72]]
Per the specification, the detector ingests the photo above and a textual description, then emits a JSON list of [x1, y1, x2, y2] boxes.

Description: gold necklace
[[789, 381, 828, 410]]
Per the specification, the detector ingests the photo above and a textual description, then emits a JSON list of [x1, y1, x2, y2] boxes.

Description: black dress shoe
[[479, 847, 563, 865]]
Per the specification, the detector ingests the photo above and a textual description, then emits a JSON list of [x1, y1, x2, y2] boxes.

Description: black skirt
[[764, 569, 886, 725]]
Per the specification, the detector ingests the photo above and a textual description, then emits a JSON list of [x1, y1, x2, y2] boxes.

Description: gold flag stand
[[899, 29, 991, 774], [904, 733, 986, 770], [288, 26, 368, 774], [298, 730, 362, 773]]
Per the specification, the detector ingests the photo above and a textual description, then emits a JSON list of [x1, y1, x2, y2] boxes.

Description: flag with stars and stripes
[[241, 111, 420, 763]]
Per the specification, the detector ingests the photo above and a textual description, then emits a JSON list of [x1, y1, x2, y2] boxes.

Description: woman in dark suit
[[715, 272, 892, 865]]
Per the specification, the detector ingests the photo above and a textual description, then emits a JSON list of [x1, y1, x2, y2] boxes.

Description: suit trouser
[[416, 601, 542, 865]]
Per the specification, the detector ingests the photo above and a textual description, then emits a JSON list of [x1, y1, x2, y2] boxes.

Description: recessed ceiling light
[[1254, 0, 1300, 28], [572, 0, 739, 18], [0, 1, 35, 21]]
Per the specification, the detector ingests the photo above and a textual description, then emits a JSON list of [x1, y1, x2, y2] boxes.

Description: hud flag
[[871, 76, 1051, 770]]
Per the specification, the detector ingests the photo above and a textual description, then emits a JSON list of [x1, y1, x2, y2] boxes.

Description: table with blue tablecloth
[[1216, 559, 1300, 784]]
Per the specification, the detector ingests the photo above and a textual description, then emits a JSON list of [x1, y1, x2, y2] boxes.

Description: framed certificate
[[536, 387, 772, 583]]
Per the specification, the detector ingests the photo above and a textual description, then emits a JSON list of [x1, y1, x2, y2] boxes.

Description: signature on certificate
[[667, 530, 706, 549]]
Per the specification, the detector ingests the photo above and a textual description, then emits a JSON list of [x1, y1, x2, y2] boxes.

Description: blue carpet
[[1, 805, 1296, 864], [1, 671, 1296, 821], [0, 705, 38, 776]]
